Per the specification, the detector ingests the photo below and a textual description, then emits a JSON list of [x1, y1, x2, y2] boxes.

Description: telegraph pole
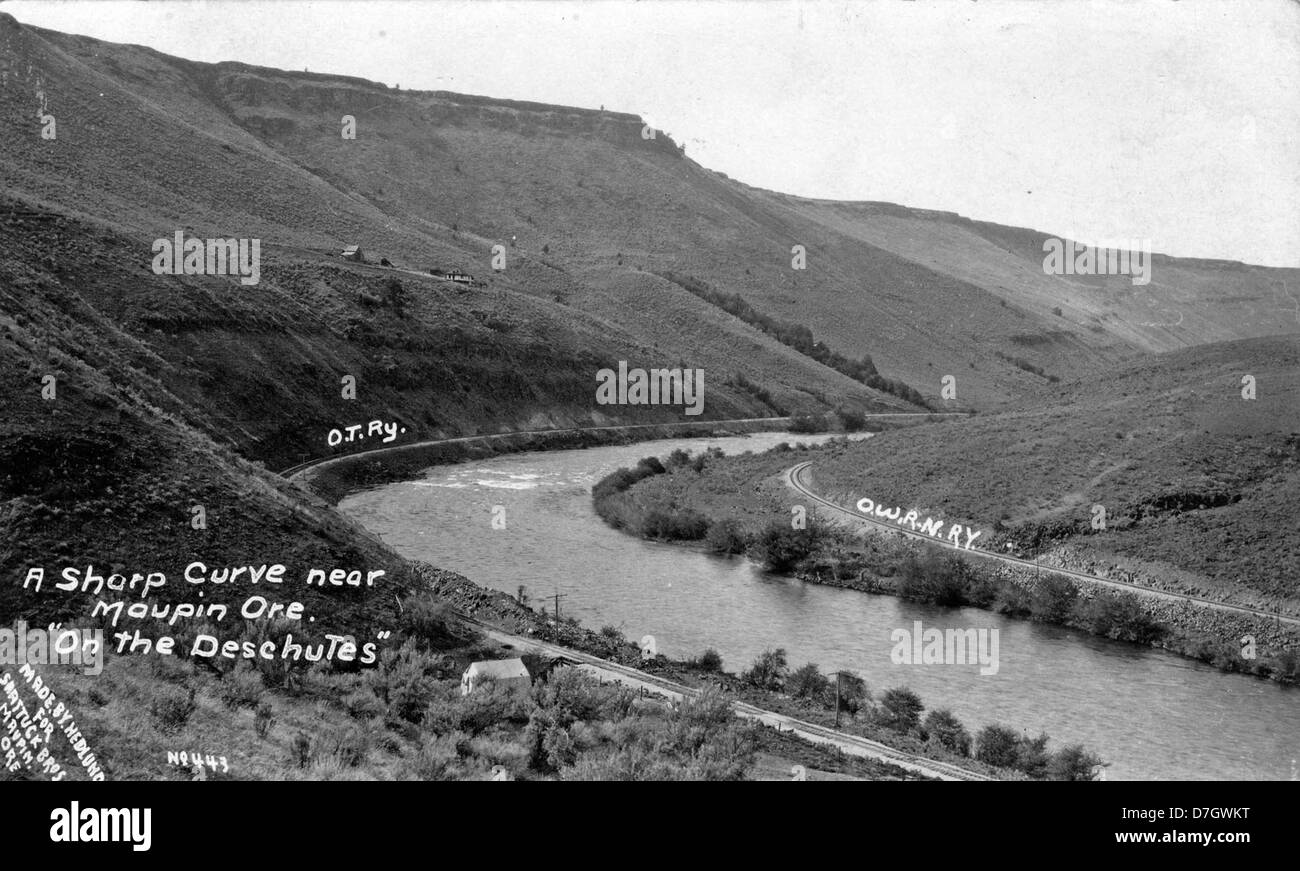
[[551, 590, 568, 621], [831, 671, 849, 728]]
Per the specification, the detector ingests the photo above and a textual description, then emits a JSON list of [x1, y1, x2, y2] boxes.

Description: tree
[[787, 663, 829, 702], [922, 709, 972, 756], [697, 648, 723, 673], [1048, 744, 1104, 781], [832, 671, 869, 717], [742, 648, 789, 692], [1030, 575, 1078, 622], [975, 724, 1020, 768], [877, 687, 924, 733], [755, 520, 819, 572], [382, 276, 406, 312], [1015, 732, 1052, 778], [704, 518, 748, 555]]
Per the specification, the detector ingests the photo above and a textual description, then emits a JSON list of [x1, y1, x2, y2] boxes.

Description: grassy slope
[[806, 336, 1300, 610], [4, 12, 1297, 417], [611, 337, 1299, 613]]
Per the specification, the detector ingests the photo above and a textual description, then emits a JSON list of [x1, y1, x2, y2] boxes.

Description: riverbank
[[293, 418, 795, 503], [410, 566, 1008, 785], [591, 441, 1300, 686]]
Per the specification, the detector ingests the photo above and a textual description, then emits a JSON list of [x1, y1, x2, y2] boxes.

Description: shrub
[[787, 663, 829, 702], [789, 413, 828, 434], [1048, 744, 1104, 781], [543, 725, 577, 770], [331, 725, 373, 768], [896, 551, 968, 606], [974, 724, 1020, 768], [754, 520, 818, 572], [398, 595, 461, 651], [993, 583, 1033, 617], [535, 668, 631, 725], [833, 671, 869, 717], [641, 508, 709, 540], [383, 276, 406, 310], [148, 686, 197, 734], [218, 664, 265, 709], [697, 648, 724, 673], [1030, 575, 1078, 622], [665, 448, 692, 469], [835, 407, 867, 431], [254, 702, 275, 739], [877, 687, 924, 733], [292, 731, 313, 768], [1015, 732, 1052, 778], [344, 690, 386, 720], [742, 648, 789, 692], [922, 709, 972, 756], [704, 518, 749, 555]]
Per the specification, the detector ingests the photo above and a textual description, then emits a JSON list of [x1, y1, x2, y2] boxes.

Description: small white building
[[461, 658, 532, 696]]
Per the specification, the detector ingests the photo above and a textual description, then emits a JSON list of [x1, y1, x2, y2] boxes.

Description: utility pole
[[831, 671, 850, 728], [551, 590, 568, 621]]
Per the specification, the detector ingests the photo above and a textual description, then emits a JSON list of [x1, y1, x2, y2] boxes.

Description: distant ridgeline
[[657, 271, 930, 409]]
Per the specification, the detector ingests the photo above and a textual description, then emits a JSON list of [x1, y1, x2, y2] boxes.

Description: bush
[[543, 725, 577, 770], [833, 671, 869, 717], [1030, 575, 1078, 622], [697, 648, 724, 673], [836, 407, 867, 432], [641, 508, 710, 540], [1048, 744, 1104, 781], [704, 518, 749, 555], [993, 583, 1033, 617], [896, 551, 968, 606], [331, 724, 373, 768], [398, 595, 461, 651], [254, 702, 275, 739], [787, 663, 830, 702], [877, 687, 924, 733], [1015, 733, 1052, 778], [383, 276, 406, 310], [922, 709, 971, 756], [754, 520, 819, 572], [535, 668, 632, 726], [292, 731, 313, 768], [974, 724, 1020, 768], [742, 648, 789, 692], [344, 690, 386, 720], [217, 664, 265, 709], [148, 686, 196, 734], [789, 413, 828, 434]]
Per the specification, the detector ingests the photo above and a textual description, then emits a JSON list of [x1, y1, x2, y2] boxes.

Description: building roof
[[343, 245, 361, 254], [464, 658, 530, 681]]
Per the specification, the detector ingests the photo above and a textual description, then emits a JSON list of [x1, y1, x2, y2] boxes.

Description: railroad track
[[785, 460, 1300, 628], [462, 616, 996, 781]]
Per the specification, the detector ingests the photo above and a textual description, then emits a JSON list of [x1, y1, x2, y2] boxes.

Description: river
[[339, 431, 1300, 780]]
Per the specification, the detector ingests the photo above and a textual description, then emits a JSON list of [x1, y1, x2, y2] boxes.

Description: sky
[[8, 0, 1299, 267]]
